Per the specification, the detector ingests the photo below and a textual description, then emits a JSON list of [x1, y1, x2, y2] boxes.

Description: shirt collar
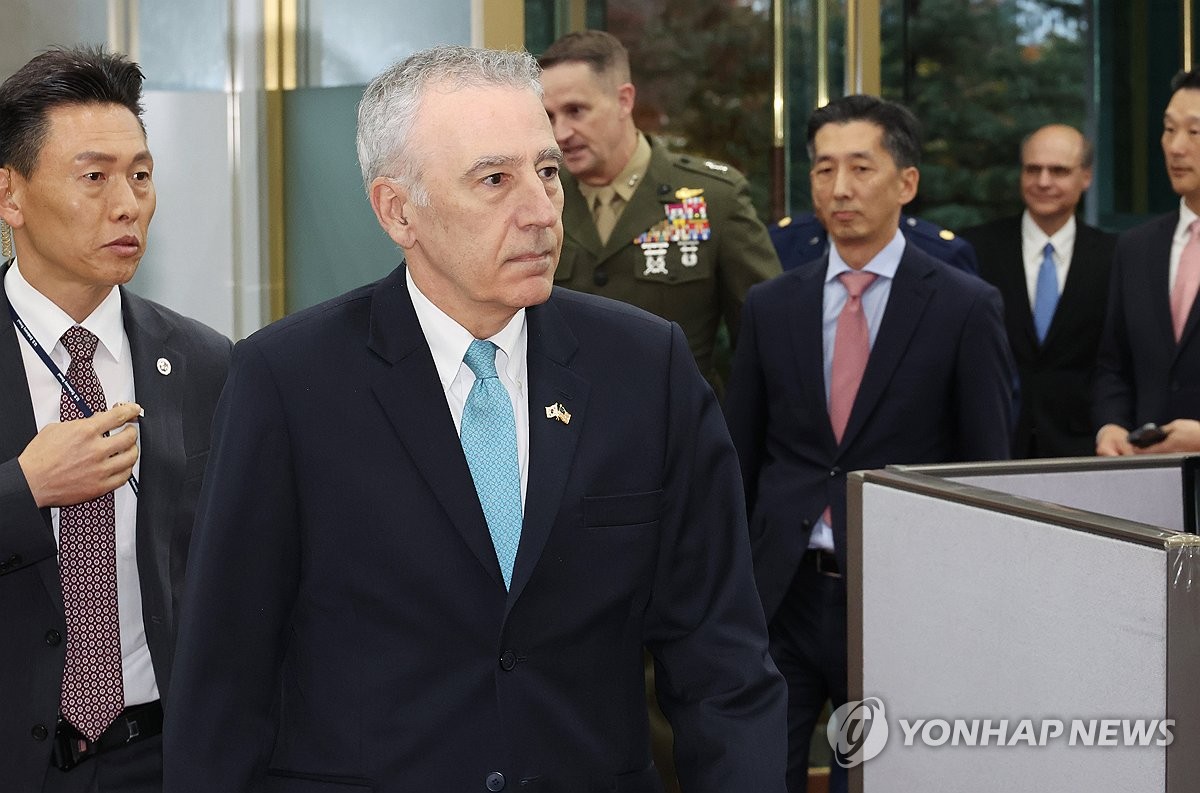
[[5, 260, 125, 361], [405, 267, 527, 391], [826, 227, 905, 283], [1021, 210, 1076, 255], [1177, 197, 1200, 242], [577, 133, 652, 207]]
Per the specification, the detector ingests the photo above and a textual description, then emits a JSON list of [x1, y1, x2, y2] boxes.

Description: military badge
[[632, 192, 712, 275]]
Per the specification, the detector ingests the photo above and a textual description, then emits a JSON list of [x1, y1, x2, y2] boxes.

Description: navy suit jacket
[[1095, 211, 1200, 430], [0, 263, 231, 791], [163, 265, 786, 793], [725, 245, 1013, 619], [962, 215, 1116, 457]]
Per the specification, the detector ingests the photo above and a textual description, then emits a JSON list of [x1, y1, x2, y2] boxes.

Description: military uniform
[[770, 211, 979, 275], [556, 135, 781, 392]]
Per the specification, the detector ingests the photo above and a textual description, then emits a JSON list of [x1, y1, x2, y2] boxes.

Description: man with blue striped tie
[[961, 124, 1116, 458]]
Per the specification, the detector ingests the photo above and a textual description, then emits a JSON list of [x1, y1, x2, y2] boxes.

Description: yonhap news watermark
[[827, 698, 1176, 769]]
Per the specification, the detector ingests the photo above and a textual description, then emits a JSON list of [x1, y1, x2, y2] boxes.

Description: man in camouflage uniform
[[539, 30, 781, 396]]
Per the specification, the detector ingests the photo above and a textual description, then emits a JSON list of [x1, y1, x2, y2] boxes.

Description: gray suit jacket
[[0, 262, 231, 791]]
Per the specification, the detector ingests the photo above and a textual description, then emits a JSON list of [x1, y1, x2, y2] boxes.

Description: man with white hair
[[163, 45, 785, 793]]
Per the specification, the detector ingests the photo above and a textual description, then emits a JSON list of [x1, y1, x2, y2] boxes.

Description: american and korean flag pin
[[544, 402, 571, 425]]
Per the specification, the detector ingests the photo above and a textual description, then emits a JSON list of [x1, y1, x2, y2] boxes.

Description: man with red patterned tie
[[724, 94, 1013, 793], [0, 47, 230, 791], [1095, 68, 1200, 455]]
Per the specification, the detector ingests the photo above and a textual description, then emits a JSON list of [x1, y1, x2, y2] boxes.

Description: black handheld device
[[1127, 422, 1168, 448]]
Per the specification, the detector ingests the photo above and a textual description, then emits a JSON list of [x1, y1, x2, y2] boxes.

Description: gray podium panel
[[847, 462, 1200, 793]]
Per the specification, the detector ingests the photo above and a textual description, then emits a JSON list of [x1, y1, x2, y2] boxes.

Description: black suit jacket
[[1094, 211, 1200, 430], [962, 216, 1116, 457], [0, 263, 231, 791], [163, 265, 786, 793], [725, 245, 1014, 619]]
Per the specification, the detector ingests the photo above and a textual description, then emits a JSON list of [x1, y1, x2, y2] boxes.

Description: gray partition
[[847, 458, 1200, 793]]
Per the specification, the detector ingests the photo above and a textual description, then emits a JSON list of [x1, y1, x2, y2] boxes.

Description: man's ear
[[368, 177, 415, 248], [616, 82, 636, 120], [897, 166, 920, 207], [0, 167, 25, 230]]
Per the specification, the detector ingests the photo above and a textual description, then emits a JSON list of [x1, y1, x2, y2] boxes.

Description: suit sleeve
[[954, 284, 1015, 460], [0, 458, 56, 578], [163, 339, 300, 793], [1093, 240, 1136, 430], [715, 175, 782, 347], [643, 322, 787, 793]]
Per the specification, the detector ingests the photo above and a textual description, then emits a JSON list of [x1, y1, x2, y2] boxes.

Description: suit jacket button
[[44, 629, 61, 646], [1, 553, 20, 572], [499, 650, 517, 671], [31, 724, 48, 741], [592, 268, 609, 287], [486, 771, 506, 791], [829, 467, 842, 477]]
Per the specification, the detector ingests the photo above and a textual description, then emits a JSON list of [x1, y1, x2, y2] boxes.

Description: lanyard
[[7, 302, 140, 496]]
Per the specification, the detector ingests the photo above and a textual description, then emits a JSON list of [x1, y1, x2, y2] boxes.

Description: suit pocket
[[264, 769, 373, 792], [554, 245, 581, 282], [582, 490, 663, 529]]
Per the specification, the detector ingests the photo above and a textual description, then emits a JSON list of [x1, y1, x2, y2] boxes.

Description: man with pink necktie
[[724, 94, 1014, 793], [1095, 68, 1200, 455]]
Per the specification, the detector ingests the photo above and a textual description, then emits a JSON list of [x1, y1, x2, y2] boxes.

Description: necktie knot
[[838, 271, 877, 300], [1043, 241, 1055, 259], [594, 187, 616, 212], [61, 325, 99, 362], [463, 339, 499, 380], [1191, 219, 1200, 242]]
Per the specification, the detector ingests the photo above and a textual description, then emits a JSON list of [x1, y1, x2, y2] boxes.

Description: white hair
[[355, 45, 543, 205]]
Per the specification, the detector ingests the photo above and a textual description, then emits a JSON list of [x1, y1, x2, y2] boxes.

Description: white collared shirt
[[1169, 198, 1200, 294], [4, 261, 158, 707], [1021, 211, 1076, 307], [405, 271, 530, 506]]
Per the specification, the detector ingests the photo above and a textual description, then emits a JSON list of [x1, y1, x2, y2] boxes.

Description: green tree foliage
[[608, 0, 776, 222], [882, 0, 1087, 229], [597, 0, 1087, 228]]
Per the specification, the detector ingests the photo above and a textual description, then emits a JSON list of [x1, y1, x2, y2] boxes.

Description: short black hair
[[806, 94, 922, 169], [0, 46, 145, 177], [1170, 68, 1200, 96]]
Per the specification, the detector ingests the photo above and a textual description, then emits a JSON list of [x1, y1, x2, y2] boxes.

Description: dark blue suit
[[771, 213, 979, 275], [164, 264, 786, 793], [0, 264, 231, 792], [725, 244, 1012, 791], [1095, 210, 1200, 430]]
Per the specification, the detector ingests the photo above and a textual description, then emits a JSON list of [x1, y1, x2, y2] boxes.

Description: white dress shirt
[[405, 271, 530, 506], [5, 261, 157, 707]]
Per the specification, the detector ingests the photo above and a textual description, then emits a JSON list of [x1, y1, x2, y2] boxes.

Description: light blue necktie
[[460, 340, 522, 589], [1033, 242, 1059, 343]]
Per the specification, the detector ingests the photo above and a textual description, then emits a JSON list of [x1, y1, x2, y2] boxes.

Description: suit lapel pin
[[157, 357, 172, 375], [544, 402, 571, 425]]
